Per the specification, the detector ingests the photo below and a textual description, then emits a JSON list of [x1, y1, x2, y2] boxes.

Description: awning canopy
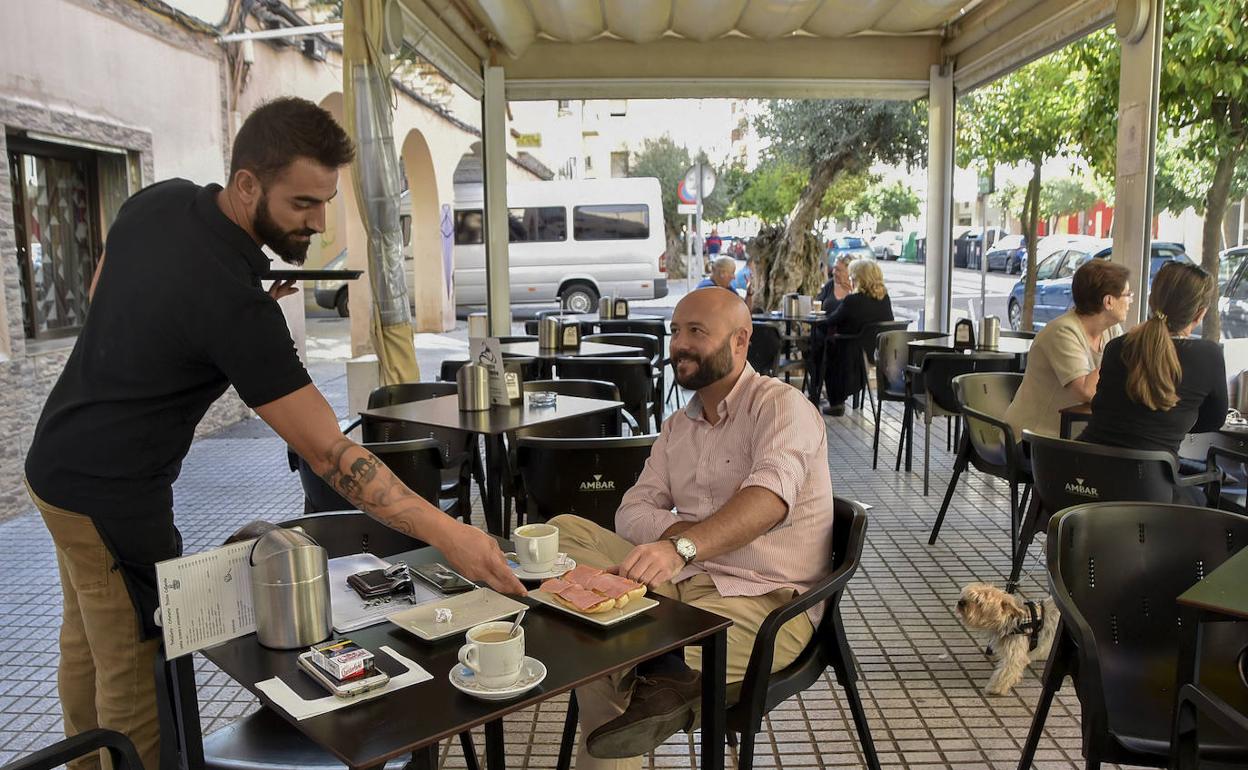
[[396, 0, 1115, 100]]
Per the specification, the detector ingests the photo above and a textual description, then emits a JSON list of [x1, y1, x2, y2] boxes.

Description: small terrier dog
[[955, 583, 1059, 695]]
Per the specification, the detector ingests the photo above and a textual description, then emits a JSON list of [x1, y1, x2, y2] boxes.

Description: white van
[[452, 178, 669, 312]]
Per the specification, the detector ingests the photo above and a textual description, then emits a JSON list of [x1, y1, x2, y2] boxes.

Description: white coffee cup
[[508, 523, 559, 574], [458, 621, 525, 689]]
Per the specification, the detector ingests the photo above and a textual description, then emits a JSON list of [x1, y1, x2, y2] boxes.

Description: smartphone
[[297, 651, 390, 698], [412, 563, 476, 594]]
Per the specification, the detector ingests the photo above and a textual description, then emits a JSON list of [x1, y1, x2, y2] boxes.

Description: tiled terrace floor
[[0, 362, 1124, 769]]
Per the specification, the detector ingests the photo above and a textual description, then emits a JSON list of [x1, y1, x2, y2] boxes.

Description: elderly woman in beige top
[[1004, 259, 1133, 440]]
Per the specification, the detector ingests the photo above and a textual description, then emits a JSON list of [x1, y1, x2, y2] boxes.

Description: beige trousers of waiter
[[28, 484, 161, 770], [548, 515, 814, 770]]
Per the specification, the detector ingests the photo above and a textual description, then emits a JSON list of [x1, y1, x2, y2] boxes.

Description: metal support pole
[[1110, 0, 1165, 326], [925, 64, 955, 332], [481, 65, 512, 336], [695, 162, 705, 284], [686, 214, 694, 295]]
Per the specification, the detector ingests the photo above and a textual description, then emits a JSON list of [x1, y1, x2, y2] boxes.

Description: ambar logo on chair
[[579, 474, 616, 492], [1065, 477, 1099, 497]]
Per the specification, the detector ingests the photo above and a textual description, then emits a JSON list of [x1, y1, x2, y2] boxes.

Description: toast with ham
[[539, 568, 646, 614]]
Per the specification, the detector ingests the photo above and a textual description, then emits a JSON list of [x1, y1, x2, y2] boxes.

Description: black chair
[[725, 497, 881, 770], [872, 330, 943, 469], [521, 379, 629, 436], [364, 381, 480, 519], [1180, 431, 1248, 513], [1016, 432, 1220, 591], [439, 358, 468, 382], [1016, 502, 1248, 769], [747, 322, 784, 376], [555, 356, 655, 433], [4, 729, 143, 770], [497, 335, 538, 344], [179, 511, 476, 770], [928, 373, 1033, 588], [831, 320, 909, 411], [902, 351, 1015, 495], [584, 333, 662, 424], [597, 319, 674, 413], [515, 434, 658, 529]]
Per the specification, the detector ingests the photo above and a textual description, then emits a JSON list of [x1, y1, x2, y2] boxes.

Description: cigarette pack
[[308, 638, 375, 681]]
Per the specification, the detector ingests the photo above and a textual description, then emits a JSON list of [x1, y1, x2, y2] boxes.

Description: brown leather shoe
[[586, 670, 702, 758]]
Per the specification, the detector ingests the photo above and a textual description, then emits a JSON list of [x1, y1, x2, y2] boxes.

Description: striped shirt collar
[[685, 363, 758, 423]]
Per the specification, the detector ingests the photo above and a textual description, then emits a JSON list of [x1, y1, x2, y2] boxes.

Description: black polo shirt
[[25, 179, 310, 635]]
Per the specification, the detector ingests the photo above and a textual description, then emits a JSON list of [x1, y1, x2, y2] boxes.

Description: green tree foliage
[[820, 171, 876, 228], [854, 180, 922, 231], [726, 159, 807, 224], [958, 49, 1081, 330], [1072, 4, 1248, 339], [752, 100, 926, 307]]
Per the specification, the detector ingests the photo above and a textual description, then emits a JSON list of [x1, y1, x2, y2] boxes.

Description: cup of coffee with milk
[[459, 621, 524, 689], [507, 523, 559, 574]]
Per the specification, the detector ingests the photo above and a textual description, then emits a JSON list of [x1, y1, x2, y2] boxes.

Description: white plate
[[387, 589, 528, 641], [528, 589, 659, 627], [449, 656, 547, 701], [504, 556, 577, 581]]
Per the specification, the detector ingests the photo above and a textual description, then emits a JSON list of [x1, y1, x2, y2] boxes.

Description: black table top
[[572, 313, 664, 325], [752, 312, 825, 323], [202, 545, 732, 769], [264, 269, 364, 281], [1177, 545, 1248, 620], [360, 394, 623, 436], [907, 335, 1033, 356], [499, 341, 643, 360]]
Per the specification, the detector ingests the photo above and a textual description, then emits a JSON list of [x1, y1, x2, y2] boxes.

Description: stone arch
[[401, 128, 453, 332]]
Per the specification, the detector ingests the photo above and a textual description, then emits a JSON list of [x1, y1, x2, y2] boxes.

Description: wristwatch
[[669, 536, 697, 564]]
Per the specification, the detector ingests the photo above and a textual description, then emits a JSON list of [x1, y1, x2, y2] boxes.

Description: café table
[[174, 543, 732, 770], [498, 340, 643, 360], [1170, 544, 1248, 768], [1059, 402, 1248, 442], [906, 334, 1033, 363], [361, 395, 623, 537]]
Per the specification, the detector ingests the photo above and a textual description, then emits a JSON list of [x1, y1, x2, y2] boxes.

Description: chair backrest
[[281, 511, 424, 558], [439, 359, 468, 382], [1026, 432, 1185, 512], [1048, 502, 1248, 750], [368, 438, 447, 504], [860, 320, 910, 366], [596, 318, 667, 354], [523, 318, 540, 335], [954, 372, 1023, 467], [583, 333, 660, 363], [922, 352, 1015, 415], [367, 382, 456, 409], [876, 330, 944, 392], [515, 435, 658, 528], [555, 356, 654, 430], [294, 456, 353, 513], [747, 322, 783, 376], [524, 378, 620, 401], [498, 335, 538, 344]]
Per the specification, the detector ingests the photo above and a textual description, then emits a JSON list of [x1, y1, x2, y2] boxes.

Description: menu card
[[156, 540, 257, 659], [470, 336, 511, 405]]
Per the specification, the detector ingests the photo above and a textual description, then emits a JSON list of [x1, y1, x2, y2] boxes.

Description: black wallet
[[347, 569, 396, 599]]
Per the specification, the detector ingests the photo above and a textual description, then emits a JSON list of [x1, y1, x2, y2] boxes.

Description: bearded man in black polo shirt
[[24, 97, 524, 770]]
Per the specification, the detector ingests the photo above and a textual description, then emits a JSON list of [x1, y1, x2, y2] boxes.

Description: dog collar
[[1012, 600, 1045, 652]]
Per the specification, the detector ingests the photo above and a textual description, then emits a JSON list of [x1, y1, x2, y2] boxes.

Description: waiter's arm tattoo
[[318, 437, 428, 536]]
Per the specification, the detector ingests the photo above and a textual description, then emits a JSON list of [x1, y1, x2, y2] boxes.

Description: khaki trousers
[[548, 515, 814, 770], [29, 485, 161, 770]]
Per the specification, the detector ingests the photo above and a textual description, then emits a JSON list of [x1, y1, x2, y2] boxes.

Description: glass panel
[[18, 152, 95, 337], [507, 206, 566, 243], [8, 150, 35, 339], [573, 204, 649, 241], [97, 153, 131, 235], [454, 208, 483, 245]]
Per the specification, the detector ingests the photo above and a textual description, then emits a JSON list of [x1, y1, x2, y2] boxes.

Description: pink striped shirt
[[616, 364, 835, 621]]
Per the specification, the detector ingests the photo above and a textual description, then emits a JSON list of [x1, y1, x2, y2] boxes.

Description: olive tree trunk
[[1200, 145, 1243, 341], [1019, 158, 1043, 331]]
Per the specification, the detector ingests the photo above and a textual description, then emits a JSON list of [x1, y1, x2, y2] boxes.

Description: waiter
[[24, 97, 524, 770]]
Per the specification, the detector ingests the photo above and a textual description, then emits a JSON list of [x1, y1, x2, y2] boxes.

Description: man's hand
[[437, 521, 527, 595], [616, 540, 685, 589], [268, 279, 298, 301]]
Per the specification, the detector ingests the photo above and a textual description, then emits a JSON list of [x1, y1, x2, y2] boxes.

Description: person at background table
[[549, 287, 834, 770], [1079, 261, 1226, 464], [732, 254, 755, 293], [22, 97, 523, 770], [806, 254, 854, 406], [696, 256, 736, 290], [1003, 260, 1131, 441], [819, 258, 894, 416]]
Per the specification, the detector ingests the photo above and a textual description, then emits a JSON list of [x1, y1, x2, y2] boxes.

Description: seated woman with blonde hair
[[820, 257, 894, 416], [1079, 261, 1226, 460]]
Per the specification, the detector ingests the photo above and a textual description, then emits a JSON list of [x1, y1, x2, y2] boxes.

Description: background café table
[[361, 394, 622, 537], [171, 542, 732, 770], [906, 334, 1032, 363], [498, 340, 642, 360]]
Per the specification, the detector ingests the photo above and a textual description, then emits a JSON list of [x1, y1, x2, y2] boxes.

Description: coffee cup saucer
[[449, 656, 547, 701], [503, 555, 576, 581]]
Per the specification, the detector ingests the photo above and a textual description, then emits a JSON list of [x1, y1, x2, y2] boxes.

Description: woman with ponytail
[[1078, 261, 1226, 454]]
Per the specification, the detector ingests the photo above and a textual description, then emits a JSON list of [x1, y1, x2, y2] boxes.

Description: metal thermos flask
[[539, 317, 560, 349], [457, 362, 491, 411], [250, 529, 332, 650], [979, 316, 1001, 350], [783, 293, 801, 317], [599, 297, 614, 319]]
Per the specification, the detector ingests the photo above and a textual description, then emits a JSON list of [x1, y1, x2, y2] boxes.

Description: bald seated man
[[549, 288, 836, 768]]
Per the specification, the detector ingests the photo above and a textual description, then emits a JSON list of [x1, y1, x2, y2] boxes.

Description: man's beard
[[674, 333, 735, 390], [255, 194, 314, 265]]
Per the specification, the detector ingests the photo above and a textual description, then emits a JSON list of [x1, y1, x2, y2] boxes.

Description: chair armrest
[[5, 728, 143, 770], [1175, 469, 1220, 487], [905, 364, 921, 376], [1175, 683, 1248, 739], [286, 446, 300, 472], [339, 416, 362, 435], [1202, 445, 1248, 508], [961, 404, 1026, 468], [621, 409, 641, 435]]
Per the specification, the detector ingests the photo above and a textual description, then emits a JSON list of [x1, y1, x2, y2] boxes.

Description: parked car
[[313, 247, 421, 318], [869, 231, 905, 260], [1006, 241, 1189, 330], [826, 235, 874, 265], [960, 227, 1009, 270], [984, 234, 1027, 273], [1216, 245, 1248, 339]]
